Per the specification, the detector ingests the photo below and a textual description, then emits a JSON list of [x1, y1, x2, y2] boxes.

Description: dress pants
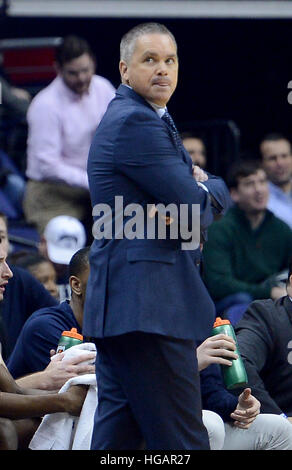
[[91, 332, 210, 450]]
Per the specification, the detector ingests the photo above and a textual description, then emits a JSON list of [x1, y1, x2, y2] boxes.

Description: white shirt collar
[[146, 100, 166, 117]]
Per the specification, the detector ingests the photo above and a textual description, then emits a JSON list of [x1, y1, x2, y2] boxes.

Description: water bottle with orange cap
[[212, 317, 248, 390], [56, 327, 83, 353]]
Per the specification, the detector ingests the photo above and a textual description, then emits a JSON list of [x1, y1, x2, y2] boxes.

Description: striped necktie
[[161, 110, 182, 150]]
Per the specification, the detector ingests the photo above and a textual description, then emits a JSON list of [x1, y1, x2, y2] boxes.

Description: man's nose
[[157, 61, 168, 74], [77, 71, 88, 81], [4, 262, 13, 280], [255, 183, 266, 193]]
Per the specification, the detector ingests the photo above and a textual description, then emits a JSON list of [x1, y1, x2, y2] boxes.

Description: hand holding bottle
[[197, 334, 238, 371]]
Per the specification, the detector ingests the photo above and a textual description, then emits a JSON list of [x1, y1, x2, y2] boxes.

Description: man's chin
[[151, 92, 172, 107], [250, 205, 267, 214]]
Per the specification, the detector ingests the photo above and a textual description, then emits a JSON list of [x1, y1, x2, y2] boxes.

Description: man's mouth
[[152, 79, 171, 87]]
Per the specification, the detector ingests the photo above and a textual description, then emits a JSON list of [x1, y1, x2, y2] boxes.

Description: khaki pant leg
[[23, 180, 91, 234]]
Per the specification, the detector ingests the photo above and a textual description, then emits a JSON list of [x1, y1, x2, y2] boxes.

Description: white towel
[[50, 341, 97, 365], [29, 343, 98, 450]]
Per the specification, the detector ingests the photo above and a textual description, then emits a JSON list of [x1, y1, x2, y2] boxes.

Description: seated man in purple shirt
[[23, 35, 116, 236]]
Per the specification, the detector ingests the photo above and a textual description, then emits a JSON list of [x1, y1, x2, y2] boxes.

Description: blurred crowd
[[0, 33, 292, 451]]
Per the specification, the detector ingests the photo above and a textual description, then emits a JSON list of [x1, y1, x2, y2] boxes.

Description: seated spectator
[[181, 132, 232, 223], [0, 74, 31, 175], [39, 215, 86, 301], [197, 335, 292, 449], [234, 257, 292, 419], [0, 212, 58, 360], [0, 149, 26, 219], [203, 159, 292, 323], [0, 74, 31, 122], [23, 35, 115, 236], [259, 132, 292, 229], [0, 242, 95, 391], [181, 132, 207, 169], [11, 252, 59, 300], [0, 234, 88, 449], [7, 247, 90, 378]]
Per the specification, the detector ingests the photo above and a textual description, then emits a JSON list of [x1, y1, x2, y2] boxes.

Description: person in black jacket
[[235, 257, 292, 420], [198, 335, 292, 449]]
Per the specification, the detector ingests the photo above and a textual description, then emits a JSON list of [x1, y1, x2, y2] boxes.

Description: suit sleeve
[[235, 301, 283, 415], [203, 174, 233, 215], [114, 110, 213, 232]]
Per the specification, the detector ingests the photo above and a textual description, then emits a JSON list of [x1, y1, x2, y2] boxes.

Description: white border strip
[[7, 1, 292, 19]]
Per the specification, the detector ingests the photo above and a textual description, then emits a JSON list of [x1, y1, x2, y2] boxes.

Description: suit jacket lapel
[[117, 84, 192, 171]]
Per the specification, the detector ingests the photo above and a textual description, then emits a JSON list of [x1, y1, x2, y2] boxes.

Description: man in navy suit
[[83, 22, 230, 450]]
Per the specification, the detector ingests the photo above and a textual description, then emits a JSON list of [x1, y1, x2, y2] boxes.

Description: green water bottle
[[212, 317, 248, 390], [56, 328, 83, 353]]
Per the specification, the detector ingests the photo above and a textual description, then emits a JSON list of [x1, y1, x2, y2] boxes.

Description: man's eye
[[145, 57, 154, 63], [166, 58, 175, 64]]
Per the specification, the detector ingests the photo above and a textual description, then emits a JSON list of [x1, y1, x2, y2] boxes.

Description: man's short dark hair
[[120, 22, 177, 63], [69, 246, 90, 278], [226, 159, 264, 189], [55, 35, 95, 67], [13, 252, 49, 270], [180, 131, 205, 144], [260, 132, 291, 149]]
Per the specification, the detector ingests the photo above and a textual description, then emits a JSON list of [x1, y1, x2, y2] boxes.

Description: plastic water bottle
[[212, 317, 248, 389], [56, 327, 83, 353]]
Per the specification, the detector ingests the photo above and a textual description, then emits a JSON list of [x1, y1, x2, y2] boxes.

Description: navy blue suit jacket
[[83, 84, 229, 343]]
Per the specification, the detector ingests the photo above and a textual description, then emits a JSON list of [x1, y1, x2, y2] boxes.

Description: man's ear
[[230, 187, 239, 203], [119, 60, 129, 84], [70, 275, 82, 296]]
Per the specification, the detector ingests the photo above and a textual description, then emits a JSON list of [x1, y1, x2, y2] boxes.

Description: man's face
[[29, 261, 59, 300], [183, 137, 207, 168], [231, 169, 269, 214], [119, 33, 178, 107], [0, 244, 12, 302], [260, 139, 292, 186], [58, 53, 95, 95], [0, 217, 9, 253]]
